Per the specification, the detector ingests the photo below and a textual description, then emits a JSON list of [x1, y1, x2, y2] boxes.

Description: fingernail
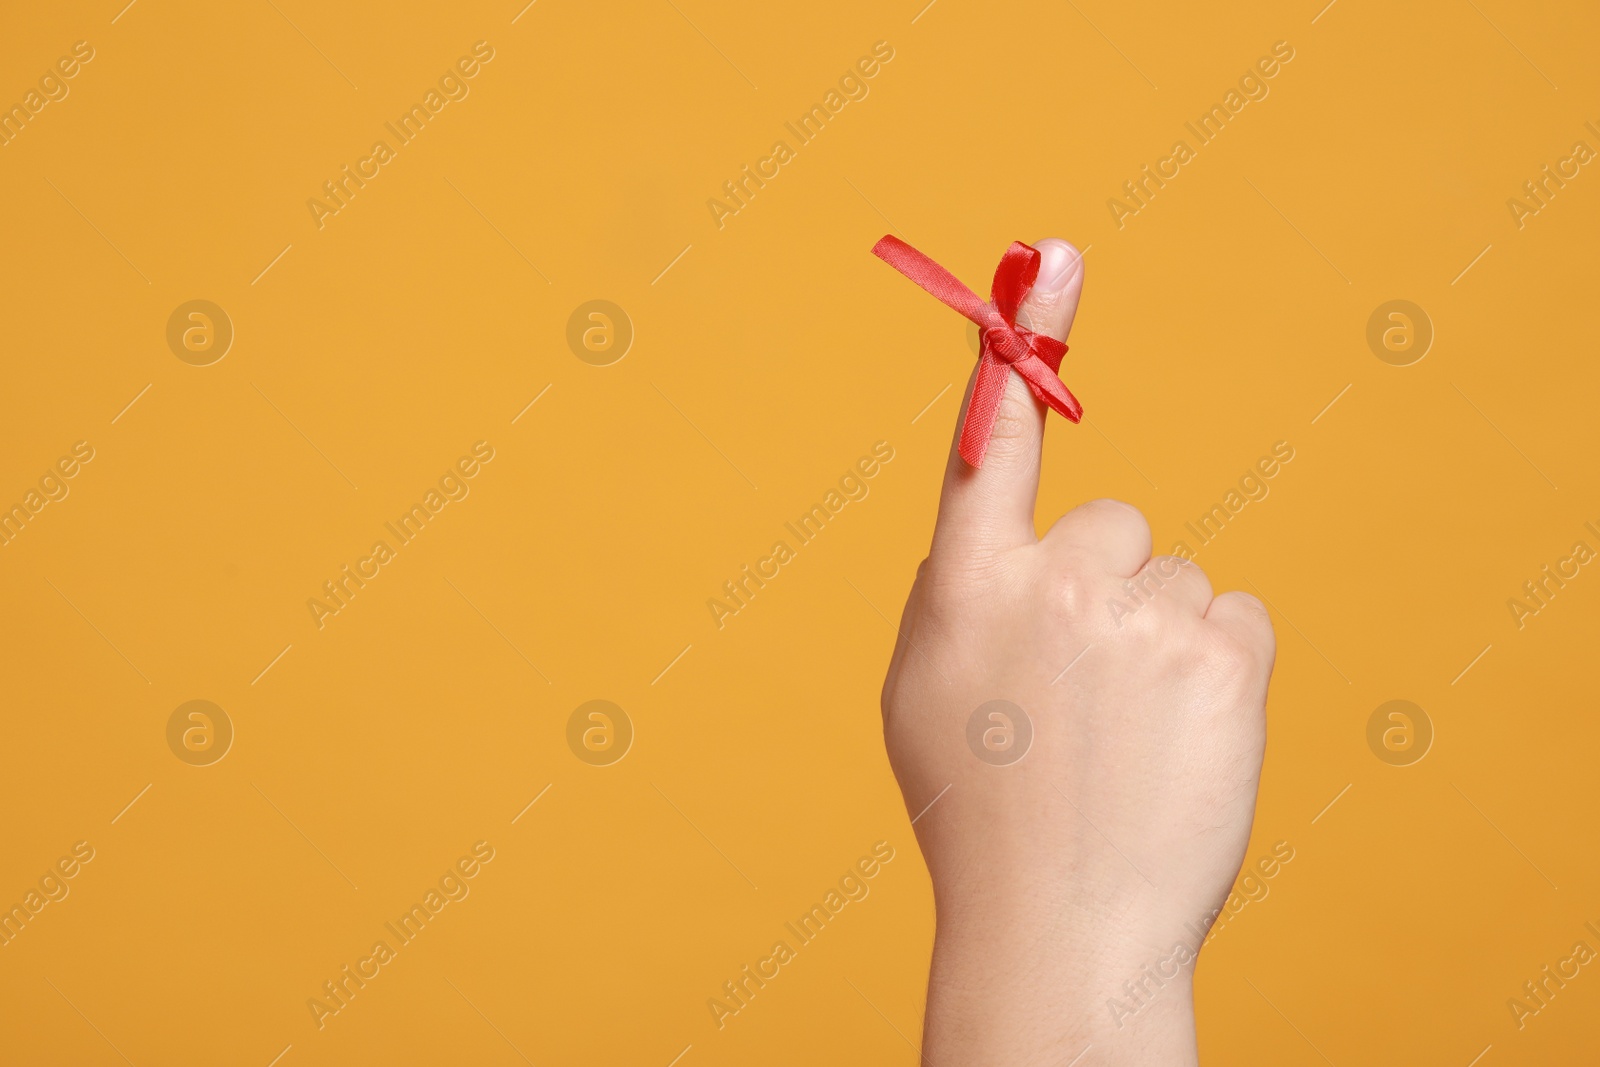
[[1034, 240, 1083, 291]]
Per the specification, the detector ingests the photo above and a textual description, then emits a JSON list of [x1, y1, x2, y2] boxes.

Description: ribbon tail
[[872, 235, 993, 326], [1015, 355, 1084, 422], [958, 358, 1012, 467]]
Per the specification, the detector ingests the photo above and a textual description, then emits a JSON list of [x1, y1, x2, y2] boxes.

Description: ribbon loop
[[871, 236, 1083, 468], [989, 241, 1041, 325]]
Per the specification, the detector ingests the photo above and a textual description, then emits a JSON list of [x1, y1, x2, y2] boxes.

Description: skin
[[880, 238, 1277, 1064]]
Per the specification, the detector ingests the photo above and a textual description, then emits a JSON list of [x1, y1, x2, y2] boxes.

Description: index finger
[[929, 238, 1086, 562]]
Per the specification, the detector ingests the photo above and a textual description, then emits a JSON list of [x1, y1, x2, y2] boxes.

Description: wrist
[[922, 886, 1201, 1065]]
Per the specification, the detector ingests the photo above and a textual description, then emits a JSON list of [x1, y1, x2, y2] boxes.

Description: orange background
[[2, 1, 1597, 1063]]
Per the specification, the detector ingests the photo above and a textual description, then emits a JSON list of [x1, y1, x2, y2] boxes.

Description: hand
[[881, 238, 1277, 1065]]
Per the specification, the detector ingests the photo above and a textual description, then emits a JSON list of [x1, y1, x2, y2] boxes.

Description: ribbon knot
[[983, 325, 1031, 366], [870, 235, 1082, 468]]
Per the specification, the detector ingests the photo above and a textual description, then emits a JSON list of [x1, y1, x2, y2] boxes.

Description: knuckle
[[1148, 554, 1198, 584], [1247, 613, 1278, 663], [1209, 625, 1254, 666], [1080, 497, 1150, 539], [1046, 567, 1100, 623], [1209, 594, 1278, 669], [1120, 597, 1169, 640], [910, 559, 960, 613], [1100, 580, 1167, 639], [984, 385, 1041, 452], [1204, 628, 1267, 681], [1171, 558, 1214, 599], [1117, 574, 1165, 615]]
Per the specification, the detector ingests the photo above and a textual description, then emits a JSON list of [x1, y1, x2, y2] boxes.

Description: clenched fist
[[881, 238, 1277, 1065]]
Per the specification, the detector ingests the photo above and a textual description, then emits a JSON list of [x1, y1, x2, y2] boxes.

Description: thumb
[[930, 238, 1086, 560]]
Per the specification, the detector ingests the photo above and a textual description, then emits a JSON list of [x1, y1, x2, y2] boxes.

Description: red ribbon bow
[[871, 236, 1083, 468]]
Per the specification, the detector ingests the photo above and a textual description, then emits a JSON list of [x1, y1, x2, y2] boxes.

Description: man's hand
[[881, 238, 1277, 1065]]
